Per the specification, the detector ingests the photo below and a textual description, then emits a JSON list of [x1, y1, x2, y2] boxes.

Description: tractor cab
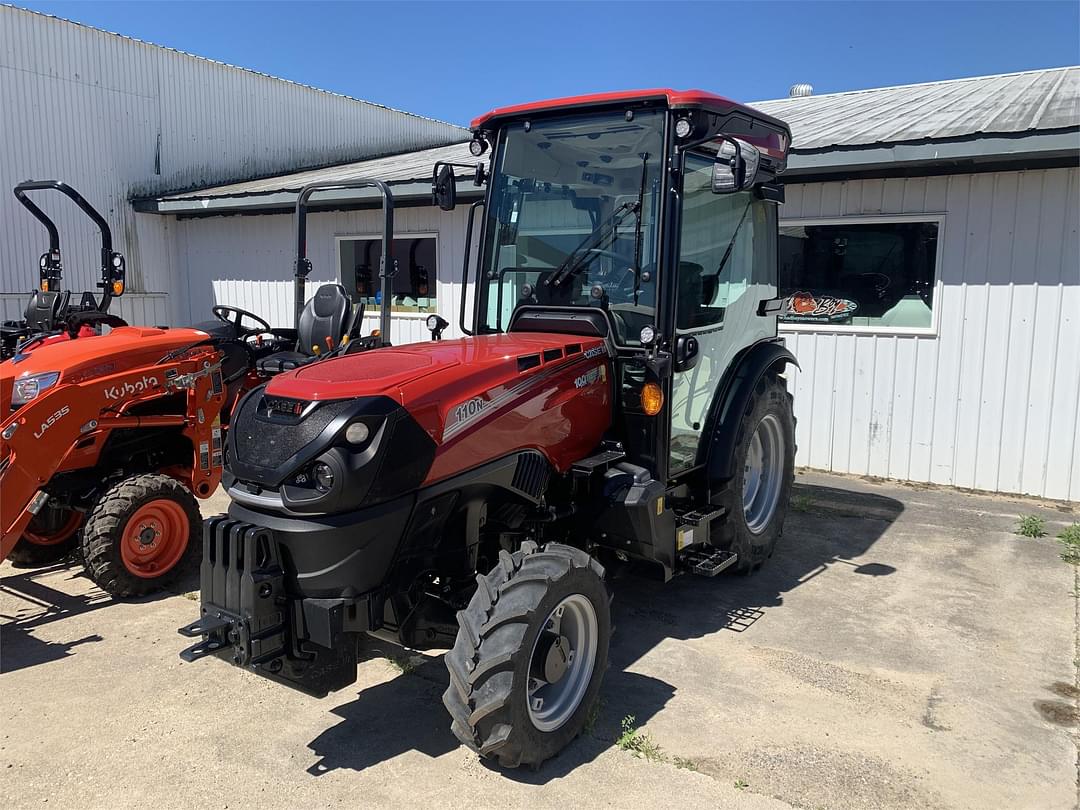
[[439, 89, 792, 488], [1, 181, 128, 360]]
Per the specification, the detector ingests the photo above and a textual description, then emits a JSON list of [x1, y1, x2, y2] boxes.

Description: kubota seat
[[257, 283, 353, 374], [24, 289, 71, 333]]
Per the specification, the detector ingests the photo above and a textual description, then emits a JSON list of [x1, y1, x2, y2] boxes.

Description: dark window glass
[[778, 221, 938, 328], [339, 236, 437, 314]]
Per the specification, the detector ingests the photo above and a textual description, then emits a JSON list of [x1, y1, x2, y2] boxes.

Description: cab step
[[680, 547, 738, 577], [571, 449, 626, 476], [676, 506, 725, 527]]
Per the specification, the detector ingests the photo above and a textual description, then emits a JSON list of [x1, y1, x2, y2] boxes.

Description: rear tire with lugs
[[81, 474, 201, 597], [443, 542, 610, 769]]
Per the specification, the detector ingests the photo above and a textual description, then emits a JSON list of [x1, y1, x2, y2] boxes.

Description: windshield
[[477, 110, 665, 344]]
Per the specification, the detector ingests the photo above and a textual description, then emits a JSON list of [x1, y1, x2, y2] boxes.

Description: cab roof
[[470, 88, 789, 136]]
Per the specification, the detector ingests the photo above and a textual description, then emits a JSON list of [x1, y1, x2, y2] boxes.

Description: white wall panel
[[782, 168, 1080, 501], [0, 7, 464, 309], [175, 204, 471, 348]]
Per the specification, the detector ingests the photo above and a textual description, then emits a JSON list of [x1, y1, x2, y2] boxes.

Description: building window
[[338, 235, 437, 314], [778, 217, 940, 329]]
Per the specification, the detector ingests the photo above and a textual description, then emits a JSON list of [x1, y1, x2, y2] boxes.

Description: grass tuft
[[792, 494, 814, 513], [616, 715, 665, 762], [734, 778, 750, 791], [1016, 514, 1047, 538], [1058, 523, 1080, 564]]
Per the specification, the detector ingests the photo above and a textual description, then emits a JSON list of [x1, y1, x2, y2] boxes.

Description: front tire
[[6, 507, 83, 568], [443, 542, 610, 769], [717, 373, 795, 573], [81, 474, 201, 597]]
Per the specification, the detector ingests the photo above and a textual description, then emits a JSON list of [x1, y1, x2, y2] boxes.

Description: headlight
[[345, 421, 370, 445], [12, 371, 61, 407], [313, 462, 334, 492]]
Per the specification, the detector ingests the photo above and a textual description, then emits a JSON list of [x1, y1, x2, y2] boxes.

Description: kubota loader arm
[[0, 348, 225, 561]]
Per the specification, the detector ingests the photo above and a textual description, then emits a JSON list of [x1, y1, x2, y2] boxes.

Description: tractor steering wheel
[[212, 305, 271, 339], [583, 249, 637, 299]]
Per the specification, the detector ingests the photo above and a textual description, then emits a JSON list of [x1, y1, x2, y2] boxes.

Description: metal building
[[0, 6, 466, 324], [137, 68, 1079, 502]]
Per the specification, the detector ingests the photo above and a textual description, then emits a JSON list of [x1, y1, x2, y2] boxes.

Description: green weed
[[616, 715, 665, 762], [1058, 523, 1080, 564], [1016, 515, 1047, 538]]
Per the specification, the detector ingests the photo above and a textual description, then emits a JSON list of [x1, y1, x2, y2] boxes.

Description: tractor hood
[[1, 326, 212, 411], [266, 332, 607, 415]]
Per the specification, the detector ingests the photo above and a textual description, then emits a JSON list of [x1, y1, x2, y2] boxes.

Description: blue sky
[[15, 1, 1080, 126]]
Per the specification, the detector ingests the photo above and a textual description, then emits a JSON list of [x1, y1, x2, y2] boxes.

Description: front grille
[[232, 395, 352, 470]]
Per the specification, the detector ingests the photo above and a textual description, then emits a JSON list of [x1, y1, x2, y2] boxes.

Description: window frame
[[777, 212, 946, 336], [335, 231, 440, 320]]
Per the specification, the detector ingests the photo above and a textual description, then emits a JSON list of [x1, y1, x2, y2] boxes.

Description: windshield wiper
[[546, 199, 640, 289], [713, 199, 754, 279]]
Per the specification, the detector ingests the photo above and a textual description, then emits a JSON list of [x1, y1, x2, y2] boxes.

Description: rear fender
[[703, 339, 798, 485]]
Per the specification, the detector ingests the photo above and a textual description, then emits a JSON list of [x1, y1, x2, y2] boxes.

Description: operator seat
[[24, 289, 71, 333], [256, 283, 354, 374]]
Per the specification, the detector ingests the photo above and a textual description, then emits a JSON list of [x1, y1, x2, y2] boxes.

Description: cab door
[[668, 152, 778, 475]]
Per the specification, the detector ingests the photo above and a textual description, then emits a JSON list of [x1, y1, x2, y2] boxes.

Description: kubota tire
[[716, 373, 795, 573], [81, 474, 201, 597], [6, 508, 83, 568], [443, 542, 610, 769]]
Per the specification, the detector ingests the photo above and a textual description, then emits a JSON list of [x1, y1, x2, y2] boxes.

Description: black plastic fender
[[703, 339, 798, 483]]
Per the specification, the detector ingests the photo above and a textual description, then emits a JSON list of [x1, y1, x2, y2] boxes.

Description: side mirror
[[673, 334, 700, 372], [711, 138, 761, 194], [433, 163, 457, 211]]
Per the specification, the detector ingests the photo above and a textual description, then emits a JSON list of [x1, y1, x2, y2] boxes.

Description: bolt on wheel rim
[[526, 593, 598, 733], [742, 413, 784, 535]]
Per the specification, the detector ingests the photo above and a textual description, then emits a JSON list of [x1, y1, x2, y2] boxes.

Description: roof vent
[[789, 83, 814, 98]]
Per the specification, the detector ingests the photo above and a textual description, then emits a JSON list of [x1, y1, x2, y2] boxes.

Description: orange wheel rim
[[24, 511, 82, 546], [120, 499, 190, 579]]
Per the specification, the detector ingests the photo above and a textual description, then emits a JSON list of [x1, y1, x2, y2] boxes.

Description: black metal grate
[[232, 396, 352, 470], [511, 452, 550, 500]]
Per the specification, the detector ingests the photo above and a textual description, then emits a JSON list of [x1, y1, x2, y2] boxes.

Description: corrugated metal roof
[[753, 66, 1079, 150], [158, 143, 476, 200], [151, 67, 1079, 208]]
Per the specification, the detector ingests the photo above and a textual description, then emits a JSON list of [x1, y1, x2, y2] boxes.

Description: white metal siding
[[173, 205, 473, 347], [0, 7, 464, 316], [781, 168, 1079, 501]]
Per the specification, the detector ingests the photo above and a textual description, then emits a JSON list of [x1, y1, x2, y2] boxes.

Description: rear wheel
[[6, 507, 83, 567], [81, 474, 201, 597], [717, 374, 795, 573], [443, 542, 610, 769]]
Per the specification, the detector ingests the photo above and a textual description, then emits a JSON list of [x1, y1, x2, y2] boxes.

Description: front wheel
[[81, 474, 201, 597], [719, 373, 795, 573], [6, 507, 83, 567], [443, 542, 610, 769]]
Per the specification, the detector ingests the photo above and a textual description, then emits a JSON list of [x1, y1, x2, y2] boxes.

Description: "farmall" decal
[[103, 374, 160, 401]]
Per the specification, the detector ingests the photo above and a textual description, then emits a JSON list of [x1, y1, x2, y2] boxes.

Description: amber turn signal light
[[40, 281, 49, 292], [641, 382, 664, 416], [112, 280, 124, 295]]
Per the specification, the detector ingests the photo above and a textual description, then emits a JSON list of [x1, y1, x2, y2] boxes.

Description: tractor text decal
[[574, 365, 607, 389], [103, 374, 160, 401], [453, 397, 487, 424], [783, 292, 859, 323], [34, 405, 70, 439]]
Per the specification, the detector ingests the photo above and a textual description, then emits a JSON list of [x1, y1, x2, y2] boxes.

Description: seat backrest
[[297, 283, 352, 356], [23, 289, 71, 333]]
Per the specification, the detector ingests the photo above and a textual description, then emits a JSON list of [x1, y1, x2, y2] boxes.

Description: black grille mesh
[[511, 453, 550, 499], [232, 397, 352, 470]]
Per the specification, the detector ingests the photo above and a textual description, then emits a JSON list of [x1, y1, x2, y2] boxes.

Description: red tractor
[[1, 180, 393, 595], [179, 90, 796, 768]]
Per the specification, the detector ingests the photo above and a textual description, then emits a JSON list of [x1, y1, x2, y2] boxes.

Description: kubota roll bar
[[13, 180, 126, 312], [294, 179, 395, 342]]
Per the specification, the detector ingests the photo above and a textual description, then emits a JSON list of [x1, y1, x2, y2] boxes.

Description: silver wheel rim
[[742, 413, 784, 535], [526, 593, 598, 733]]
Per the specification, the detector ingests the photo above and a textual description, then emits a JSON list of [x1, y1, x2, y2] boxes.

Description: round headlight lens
[[674, 117, 693, 138], [345, 421, 370, 445], [469, 138, 487, 157], [639, 325, 657, 346], [426, 314, 439, 331], [313, 462, 334, 492]]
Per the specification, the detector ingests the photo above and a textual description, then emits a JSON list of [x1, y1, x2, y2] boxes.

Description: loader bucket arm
[[0, 346, 226, 561]]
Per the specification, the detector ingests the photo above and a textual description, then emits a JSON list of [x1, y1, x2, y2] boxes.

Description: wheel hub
[[526, 595, 598, 732], [534, 633, 573, 684], [138, 523, 159, 546]]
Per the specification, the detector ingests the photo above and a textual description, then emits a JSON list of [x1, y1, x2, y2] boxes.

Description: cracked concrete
[[1, 472, 1076, 809]]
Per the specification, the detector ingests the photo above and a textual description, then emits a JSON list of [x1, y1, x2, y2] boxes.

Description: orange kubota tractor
[[1, 179, 391, 596]]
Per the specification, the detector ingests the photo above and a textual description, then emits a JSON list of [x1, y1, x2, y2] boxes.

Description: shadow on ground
[[0, 563, 191, 673], [305, 481, 904, 781]]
